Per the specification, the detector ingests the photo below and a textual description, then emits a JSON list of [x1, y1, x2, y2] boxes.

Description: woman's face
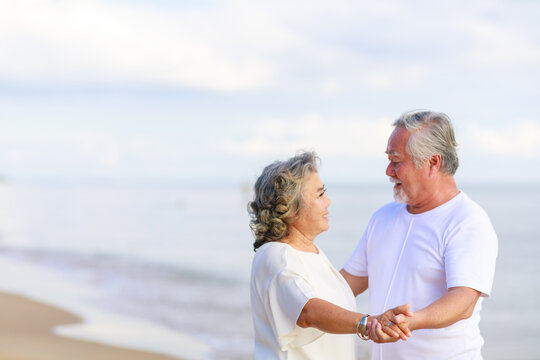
[[293, 171, 331, 239]]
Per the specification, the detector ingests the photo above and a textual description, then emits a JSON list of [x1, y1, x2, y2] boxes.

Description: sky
[[0, 0, 539, 185]]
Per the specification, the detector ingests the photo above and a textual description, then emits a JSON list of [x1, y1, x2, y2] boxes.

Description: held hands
[[368, 304, 413, 343]]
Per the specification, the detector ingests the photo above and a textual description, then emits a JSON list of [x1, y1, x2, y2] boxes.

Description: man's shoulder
[[372, 201, 404, 217], [439, 193, 497, 240], [450, 192, 491, 221], [362, 202, 405, 232]]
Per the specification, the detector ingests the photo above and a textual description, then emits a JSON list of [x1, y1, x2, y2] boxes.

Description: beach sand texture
[[0, 292, 180, 360]]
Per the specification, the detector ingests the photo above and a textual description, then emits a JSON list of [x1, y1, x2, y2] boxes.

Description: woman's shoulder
[[252, 241, 313, 277], [252, 242, 290, 273]]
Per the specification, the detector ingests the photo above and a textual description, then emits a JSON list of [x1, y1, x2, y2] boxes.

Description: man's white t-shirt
[[251, 242, 357, 360], [344, 192, 498, 360]]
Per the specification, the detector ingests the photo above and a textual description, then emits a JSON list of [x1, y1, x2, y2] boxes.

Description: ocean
[[0, 182, 538, 359]]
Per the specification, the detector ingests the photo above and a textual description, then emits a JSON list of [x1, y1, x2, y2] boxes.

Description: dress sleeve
[[265, 268, 324, 350]]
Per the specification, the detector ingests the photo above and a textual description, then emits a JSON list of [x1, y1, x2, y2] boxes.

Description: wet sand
[[0, 292, 182, 360]]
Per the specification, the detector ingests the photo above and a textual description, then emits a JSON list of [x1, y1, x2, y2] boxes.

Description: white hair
[[393, 110, 459, 175]]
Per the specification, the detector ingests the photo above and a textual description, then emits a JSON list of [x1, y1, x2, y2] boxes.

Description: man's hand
[[368, 304, 413, 343], [392, 312, 413, 331]]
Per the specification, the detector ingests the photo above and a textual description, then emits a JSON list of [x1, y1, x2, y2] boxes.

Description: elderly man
[[340, 110, 498, 359]]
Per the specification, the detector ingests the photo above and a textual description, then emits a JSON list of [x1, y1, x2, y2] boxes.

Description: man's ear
[[429, 154, 442, 175]]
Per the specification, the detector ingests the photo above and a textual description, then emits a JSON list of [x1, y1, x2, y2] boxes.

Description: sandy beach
[[0, 292, 181, 360]]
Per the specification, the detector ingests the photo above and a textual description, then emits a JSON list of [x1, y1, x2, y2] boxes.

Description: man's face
[[385, 128, 430, 205]]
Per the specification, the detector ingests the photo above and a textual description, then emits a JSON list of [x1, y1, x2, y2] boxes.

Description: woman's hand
[[368, 304, 413, 343]]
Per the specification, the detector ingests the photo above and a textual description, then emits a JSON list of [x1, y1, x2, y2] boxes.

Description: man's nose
[[386, 163, 395, 177]]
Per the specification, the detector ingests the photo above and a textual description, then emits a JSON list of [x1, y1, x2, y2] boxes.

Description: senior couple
[[248, 110, 498, 360]]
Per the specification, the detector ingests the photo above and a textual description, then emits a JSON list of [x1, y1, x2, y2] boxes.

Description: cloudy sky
[[1, 0, 539, 185]]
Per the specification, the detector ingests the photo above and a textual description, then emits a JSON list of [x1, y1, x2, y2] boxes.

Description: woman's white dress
[[250, 242, 357, 360]]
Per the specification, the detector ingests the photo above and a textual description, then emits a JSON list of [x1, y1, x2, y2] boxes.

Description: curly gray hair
[[248, 151, 319, 251]]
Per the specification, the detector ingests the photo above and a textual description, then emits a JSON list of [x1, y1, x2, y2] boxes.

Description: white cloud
[[0, 1, 539, 184], [0, 0, 298, 91], [224, 114, 394, 158], [464, 122, 540, 157], [0, 0, 539, 94], [457, 16, 540, 67], [229, 117, 540, 163], [0, 128, 190, 178]]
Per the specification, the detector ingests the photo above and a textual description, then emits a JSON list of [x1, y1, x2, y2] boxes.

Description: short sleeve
[[343, 227, 369, 276], [266, 268, 324, 350], [444, 216, 498, 297]]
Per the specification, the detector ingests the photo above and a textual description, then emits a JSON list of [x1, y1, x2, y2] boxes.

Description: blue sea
[[0, 182, 538, 359]]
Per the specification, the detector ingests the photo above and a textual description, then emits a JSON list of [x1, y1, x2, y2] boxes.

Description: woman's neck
[[280, 226, 318, 253]]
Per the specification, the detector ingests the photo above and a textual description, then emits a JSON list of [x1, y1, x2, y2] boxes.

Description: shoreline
[[0, 291, 183, 360], [0, 255, 210, 360]]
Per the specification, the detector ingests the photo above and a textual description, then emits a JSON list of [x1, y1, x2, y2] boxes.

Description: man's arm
[[339, 269, 368, 296], [368, 286, 481, 343], [368, 287, 480, 342], [400, 286, 481, 330]]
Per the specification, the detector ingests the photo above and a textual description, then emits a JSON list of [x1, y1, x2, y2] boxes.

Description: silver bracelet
[[356, 314, 370, 340]]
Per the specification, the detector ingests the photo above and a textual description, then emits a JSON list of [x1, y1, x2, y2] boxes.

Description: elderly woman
[[248, 152, 412, 360]]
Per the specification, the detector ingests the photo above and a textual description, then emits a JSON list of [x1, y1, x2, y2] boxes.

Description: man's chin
[[393, 189, 409, 204]]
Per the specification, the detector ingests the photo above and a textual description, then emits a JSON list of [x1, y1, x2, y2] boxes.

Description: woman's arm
[[296, 298, 412, 341]]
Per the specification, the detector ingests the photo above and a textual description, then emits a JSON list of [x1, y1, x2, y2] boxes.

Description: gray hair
[[248, 151, 319, 251], [393, 110, 459, 175]]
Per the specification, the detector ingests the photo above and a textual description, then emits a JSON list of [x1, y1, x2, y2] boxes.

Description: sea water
[[0, 183, 538, 360]]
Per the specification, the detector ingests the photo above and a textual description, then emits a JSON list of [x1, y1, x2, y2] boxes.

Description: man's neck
[[407, 176, 460, 214]]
